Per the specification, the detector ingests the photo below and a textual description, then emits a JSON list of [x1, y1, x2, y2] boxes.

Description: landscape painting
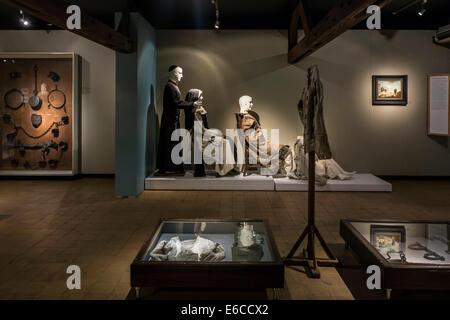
[[372, 75, 408, 105]]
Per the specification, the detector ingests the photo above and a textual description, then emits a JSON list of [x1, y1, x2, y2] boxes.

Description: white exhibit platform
[[274, 174, 392, 192], [145, 172, 275, 191], [145, 172, 391, 192]]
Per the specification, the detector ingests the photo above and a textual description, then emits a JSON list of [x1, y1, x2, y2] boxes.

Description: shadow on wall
[[146, 85, 159, 177], [234, 53, 288, 82], [429, 135, 449, 149]]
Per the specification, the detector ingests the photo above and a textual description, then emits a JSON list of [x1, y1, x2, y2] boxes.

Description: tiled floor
[[0, 178, 449, 300]]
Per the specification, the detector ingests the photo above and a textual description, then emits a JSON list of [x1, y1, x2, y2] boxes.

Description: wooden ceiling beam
[[289, 0, 312, 51], [0, 0, 133, 53], [288, 0, 393, 63]]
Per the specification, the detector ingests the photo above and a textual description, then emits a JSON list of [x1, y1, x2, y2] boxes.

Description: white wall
[[0, 30, 115, 174], [157, 30, 450, 176]]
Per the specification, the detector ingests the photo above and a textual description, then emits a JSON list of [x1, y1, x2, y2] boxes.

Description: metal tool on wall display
[[11, 159, 19, 168], [48, 71, 60, 82], [48, 85, 67, 113], [9, 72, 21, 79], [29, 65, 42, 111], [4, 88, 25, 110], [3, 114, 69, 140], [4, 140, 59, 160], [31, 114, 42, 128]]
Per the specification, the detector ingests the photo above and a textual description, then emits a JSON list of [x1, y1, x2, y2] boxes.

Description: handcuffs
[[408, 242, 445, 261], [386, 251, 407, 263]]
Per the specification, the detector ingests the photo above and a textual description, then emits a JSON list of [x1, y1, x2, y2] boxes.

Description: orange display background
[[0, 58, 73, 171]]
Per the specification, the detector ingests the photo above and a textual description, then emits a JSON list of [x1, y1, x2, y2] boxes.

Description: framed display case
[[340, 219, 450, 294], [131, 219, 284, 297], [0, 53, 79, 176]]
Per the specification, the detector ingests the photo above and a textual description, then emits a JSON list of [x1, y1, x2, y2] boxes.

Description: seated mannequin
[[235, 95, 290, 174]]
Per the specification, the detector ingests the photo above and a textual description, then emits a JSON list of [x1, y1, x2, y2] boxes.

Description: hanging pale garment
[[316, 159, 356, 180], [288, 137, 356, 184], [150, 236, 226, 262]]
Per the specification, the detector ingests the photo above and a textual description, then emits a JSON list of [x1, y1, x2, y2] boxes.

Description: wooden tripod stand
[[284, 150, 339, 278]]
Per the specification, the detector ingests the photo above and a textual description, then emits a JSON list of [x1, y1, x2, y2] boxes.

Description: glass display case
[[351, 221, 450, 265], [131, 219, 284, 297], [143, 220, 274, 263], [340, 220, 450, 295], [0, 53, 79, 176]]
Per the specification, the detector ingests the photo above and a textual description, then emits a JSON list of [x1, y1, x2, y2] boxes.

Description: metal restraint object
[[4, 88, 25, 110], [408, 242, 445, 261], [47, 85, 67, 113]]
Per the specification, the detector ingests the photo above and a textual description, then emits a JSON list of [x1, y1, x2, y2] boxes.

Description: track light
[[417, 0, 427, 17], [392, 0, 428, 16], [211, 0, 220, 30], [19, 10, 30, 27]]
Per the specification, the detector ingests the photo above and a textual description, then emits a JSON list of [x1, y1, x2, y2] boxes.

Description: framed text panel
[[428, 74, 450, 136]]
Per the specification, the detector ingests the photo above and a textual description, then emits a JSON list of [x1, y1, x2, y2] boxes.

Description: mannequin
[[239, 95, 253, 114], [156, 65, 202, 175], [186, 89, 238, 177], [185, 89, 208, 177], [236, 95, 290, 172]]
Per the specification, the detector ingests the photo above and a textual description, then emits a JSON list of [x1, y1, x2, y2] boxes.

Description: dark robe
[[297, 65, 332, 160], [185, 89, 208, 177], [185, 90, 209, 131], [156, 80, 194, 173]]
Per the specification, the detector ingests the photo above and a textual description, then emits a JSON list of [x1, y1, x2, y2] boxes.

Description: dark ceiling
[[0, 0, 448, 30]]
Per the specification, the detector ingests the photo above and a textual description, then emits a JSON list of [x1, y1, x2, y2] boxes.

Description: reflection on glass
[[351, 222, 450, 265], [144, 221, 274, 262]]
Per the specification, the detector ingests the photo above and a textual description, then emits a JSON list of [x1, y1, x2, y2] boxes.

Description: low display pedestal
[[145, 172, 392, 192], [275, 174, 392, 192], [145, 171, 274, 191]]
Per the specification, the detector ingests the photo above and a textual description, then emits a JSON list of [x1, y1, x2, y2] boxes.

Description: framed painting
[[370, 224, 406, 254], [372, 75, 408, 105]]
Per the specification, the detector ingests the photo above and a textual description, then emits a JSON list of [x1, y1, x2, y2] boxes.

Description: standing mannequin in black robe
[[156, 65, 202, 174]]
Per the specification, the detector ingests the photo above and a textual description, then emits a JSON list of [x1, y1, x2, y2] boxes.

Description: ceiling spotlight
[[211, 0, 220, 30], [418, 0, 427, 17], [19, 10, 30, 27]]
